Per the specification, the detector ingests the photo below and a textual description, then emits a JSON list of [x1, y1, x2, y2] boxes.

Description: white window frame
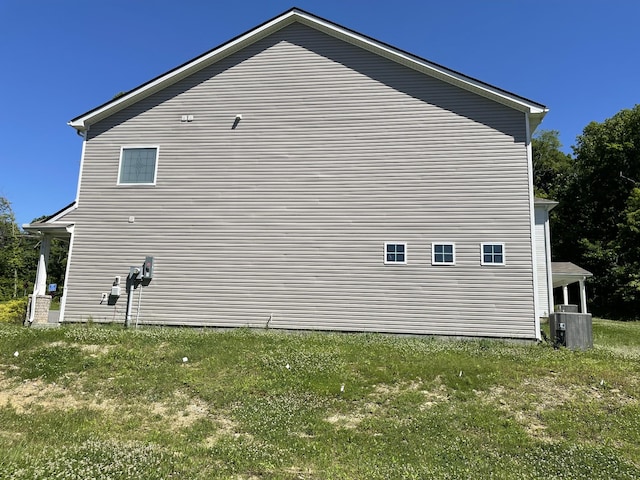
[[117, 146, 160, 186], [432, 242, 455, 265], [481, 242, 506, 266], [384, 242, 407, 265]]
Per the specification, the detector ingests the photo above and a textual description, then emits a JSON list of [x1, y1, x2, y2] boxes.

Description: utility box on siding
[[549, 311, 593, 350]]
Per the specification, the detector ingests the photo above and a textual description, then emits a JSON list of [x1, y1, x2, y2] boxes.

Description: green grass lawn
[[0, 319, 639, 479]]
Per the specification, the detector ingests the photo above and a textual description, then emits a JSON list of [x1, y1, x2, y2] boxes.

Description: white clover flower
[[13, 351, 19, 357], [182, 357, 188, 363]]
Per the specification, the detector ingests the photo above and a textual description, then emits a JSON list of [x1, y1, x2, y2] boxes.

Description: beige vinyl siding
[[62, 22, 536, 338]]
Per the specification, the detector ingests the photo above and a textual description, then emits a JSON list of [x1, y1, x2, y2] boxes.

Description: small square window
[[432, 243, 455, 265], [384, 242, 407, 264], [481, 243, 505, 265], [118, 147, 158, 185]]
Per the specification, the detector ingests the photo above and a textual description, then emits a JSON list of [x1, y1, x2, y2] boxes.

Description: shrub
[[0, 297, 28, 324]]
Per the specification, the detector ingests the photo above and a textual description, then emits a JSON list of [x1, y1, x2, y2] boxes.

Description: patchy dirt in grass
[[325, 378, 451, 430], [283, 465, 316, 477], [476, 375, 638, 443], [417, 380, 450, 410], [325, 412, 365, 429], [203, 413, 253, 446], [147, 391, 210, 429], [46, 340, 113, 356], [372, 378, 450, 410], [0, 374, 115, 414], [0, 372, 211, 432]]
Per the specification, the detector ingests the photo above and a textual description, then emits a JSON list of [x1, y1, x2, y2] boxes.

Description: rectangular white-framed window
[[384, 242, 407, 265], [432, 243, 455, 265], [481, 242, 505, 265], [117, 146, 159, 185]]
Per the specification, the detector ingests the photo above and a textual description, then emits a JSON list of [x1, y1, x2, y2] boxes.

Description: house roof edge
[[69, 7, 547, 131]]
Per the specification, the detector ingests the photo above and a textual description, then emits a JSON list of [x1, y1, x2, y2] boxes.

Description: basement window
[[118, 147, 159, 185], [384, 242, 407, 264], [432, 243, 455, 265], [481, 243, 505, 265]]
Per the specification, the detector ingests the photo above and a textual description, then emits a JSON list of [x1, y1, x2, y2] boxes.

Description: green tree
[[0, 198, 25, 300], [0, 198, 68, 302], [614, 187, 640, 305], [532, 130, 573, 199], [553, 105, 640, 318]]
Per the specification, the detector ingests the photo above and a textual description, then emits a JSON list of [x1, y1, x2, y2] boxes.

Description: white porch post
[[35, 235, 51, 295], [562, 285, 569, 305], [579, 278, 588, 313], [28, 235, 51, 323]]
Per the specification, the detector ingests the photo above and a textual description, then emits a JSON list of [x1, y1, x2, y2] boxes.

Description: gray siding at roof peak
[[87, 23, 526, 142], [65, 22, 536, 339]]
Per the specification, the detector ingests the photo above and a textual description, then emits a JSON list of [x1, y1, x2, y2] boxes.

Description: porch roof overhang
[[552, 262, 593, 288], [22, 201, 76, 238], [534, 197, 559, 211], [22, 222, 74, 237]]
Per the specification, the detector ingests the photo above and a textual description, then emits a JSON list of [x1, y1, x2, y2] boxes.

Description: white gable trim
[[68, 8, 547, 132]]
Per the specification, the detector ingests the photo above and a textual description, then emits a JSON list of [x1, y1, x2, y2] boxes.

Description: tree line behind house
[[534, 105, 640, 319], [0, 198, 66, 304]]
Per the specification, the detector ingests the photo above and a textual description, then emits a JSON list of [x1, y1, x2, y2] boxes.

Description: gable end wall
[[62, 23, 536, 338]]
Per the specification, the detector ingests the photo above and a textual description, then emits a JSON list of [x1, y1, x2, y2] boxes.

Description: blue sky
[[1, 0, 638, 226]]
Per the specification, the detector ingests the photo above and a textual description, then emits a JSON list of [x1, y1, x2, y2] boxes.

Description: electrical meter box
[[143, 256, 154, 280]]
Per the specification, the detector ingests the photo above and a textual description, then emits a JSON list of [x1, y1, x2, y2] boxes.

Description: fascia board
[[69, 8, 547, 131], [47, 201, 78, 222]]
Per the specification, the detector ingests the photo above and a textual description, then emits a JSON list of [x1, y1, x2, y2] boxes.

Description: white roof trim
[[534, 197, 559, 211], [21, 201, 77, 235], [22, 222, 74, 236], [69, 8, 547, 131]]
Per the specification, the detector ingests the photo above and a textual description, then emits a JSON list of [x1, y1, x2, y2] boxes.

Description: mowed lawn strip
[[0, 319, 638, 479]]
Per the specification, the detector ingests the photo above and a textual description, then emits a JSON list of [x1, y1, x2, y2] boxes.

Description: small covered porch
[[22, 220, 73, 327], [552, 262, 593, 314]]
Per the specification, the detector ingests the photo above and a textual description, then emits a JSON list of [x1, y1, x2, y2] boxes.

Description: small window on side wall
[[481, 243, 505, 265], [384, 242, 407, 265], [432, 243, 455, 265], [118, 147, 159, 185]]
